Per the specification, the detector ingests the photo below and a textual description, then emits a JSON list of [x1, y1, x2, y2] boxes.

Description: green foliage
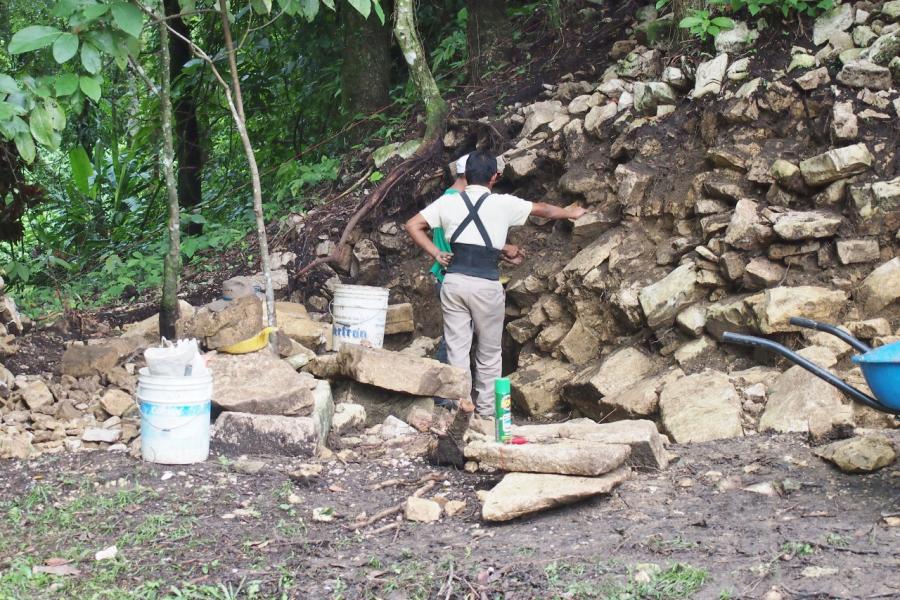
[[274, 155, 340, 203], [656, 0, 835, 41], [680, 10, 735, 40]]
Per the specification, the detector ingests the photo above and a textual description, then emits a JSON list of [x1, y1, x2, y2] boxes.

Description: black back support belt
[[446, 192, 501, 281]]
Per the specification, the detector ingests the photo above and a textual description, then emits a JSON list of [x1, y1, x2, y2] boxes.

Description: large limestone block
[[183, 296, 264, 350], [122, 300, 195, 340], [760, 365, 853, 439], [511, 418, 670, 470], [858, 257, 900, 314], [614, 162, 654, 216], [772, 210, 842, 240], [481, 468, 631, 522], [509, 358, 575, 416], [813, 3, 854, 46], [638, 263, 703, 328], [61, 337, 146, 378], [464, 439, 630, 476], [279, 306, 332, 349], [659, 371, 743, 443], [334, 345, 469, 399], [753, 286, 848, 334], [213, 412, 318, 456], [0, 430, 34, 460], [705, 294, 765, 339], [208, 351, 316, 415], [564, 347, 658, 420], [384, 303, 415, 335], [691, 53, 729, 99], [520, 100, 565, 138], [799, 143, 874, 186], [562, 228, 625, 278], [814, 435, 896, 473], [724, 199, 773, 250], [557, 319, 600, 365], [836, 60, 892, 90]]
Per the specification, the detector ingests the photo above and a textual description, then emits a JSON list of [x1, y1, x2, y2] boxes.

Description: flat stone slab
[[214, 412, 318, 456], [208, 352, 317, 415], [659, 371, 743, 443], [334, 345, 469, 399], [481, 467, 631, 522], [760, 365, 853, 440], [464, 439, 630, 476], [511, 418, 670, 470]]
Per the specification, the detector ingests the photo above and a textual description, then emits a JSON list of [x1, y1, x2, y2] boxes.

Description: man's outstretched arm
[[531, 202, 586, 221], [405, 214, 453, 267]]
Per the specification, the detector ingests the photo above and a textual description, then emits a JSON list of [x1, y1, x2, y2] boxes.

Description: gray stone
[[837, 60, 892, 90], [760, 366, 853, 439], [858, 257, 900, 314], [773, 210, 842, 240], [382, 415, 417, 439], [715, 21, 757, 54], [614, 162, 654, 216], [20, 381, 53, 410], [183, 296, 264, 351], [82, 428, 120, 443], [350, 239, 380, 284], [332, 380, 432, 430], [853, 25, 878, 47], [100, 389, 135, 417], [813, 3, 855, 46], [795, 66, 831, 90], [743, 258, 786, 290], [465, 439, 630, 476], [334, 345, 469, 399], [481, 468, 631, 522], [837, 239, 880, 264], [662, 66, 689, 90], [520, 100, 565, 138], [61, 338, 144, 378], [884, 1, 900, 19], [724, 199, 773, 250], [659, 371, 743, 443], [799, 143, 874, 186], [844, 318, 892, 339], [557, 320, 600, 365], [213, 412, 319, 456], [332, 402, 366, 436], [564, 347, 658, 420], [639, 263, 702, 328], [584, 103, 619, 135], [509, 358, 575, 416], [405, 497, 441, 523], [633, 82, 676, 115], [676, 305, 707, 337], [754, 286, 848, 334], [674, 336, 718, 372], [831, 101, 858, 141], [0, 430, 34, 459], [860, 31, 900, 65], [209, 351, 317, 415], [815, 434, 896, 473], [597, 368, 684, 420], [505, 151, 539, 180], [691, 54, 729, 99]]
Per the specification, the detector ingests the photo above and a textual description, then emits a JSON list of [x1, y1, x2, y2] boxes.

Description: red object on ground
[[510, 436, 528, 445]]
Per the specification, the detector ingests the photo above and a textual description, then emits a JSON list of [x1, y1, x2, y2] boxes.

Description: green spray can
[[495, 377, 512, 443]]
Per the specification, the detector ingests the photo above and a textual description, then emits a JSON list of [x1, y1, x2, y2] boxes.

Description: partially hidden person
[[406, 150, 586, 416]]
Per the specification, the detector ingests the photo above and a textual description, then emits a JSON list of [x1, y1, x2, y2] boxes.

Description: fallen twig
[[350, 504, 404, 529], [369, 521, 400, 536]]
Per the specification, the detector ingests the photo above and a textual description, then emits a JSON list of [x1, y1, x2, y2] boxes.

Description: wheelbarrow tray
[[852, 341, 900, 411]]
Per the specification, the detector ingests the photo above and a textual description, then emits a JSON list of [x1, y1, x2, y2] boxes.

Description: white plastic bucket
[[331, 284, 390, 350], [137, 369, 212, 464]]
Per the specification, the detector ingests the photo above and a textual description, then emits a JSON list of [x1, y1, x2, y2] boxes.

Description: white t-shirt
[[419, 185, 533, 249]]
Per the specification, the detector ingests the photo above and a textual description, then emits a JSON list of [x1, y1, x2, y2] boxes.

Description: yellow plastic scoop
[[220, 327, 278, 354]]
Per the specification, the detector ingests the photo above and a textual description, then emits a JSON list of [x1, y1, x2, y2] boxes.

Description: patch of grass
[[379, 558, 436, 600], [605, 563, 709, 600], [781, 541, 815, 557], [824, 533, 850, 548]]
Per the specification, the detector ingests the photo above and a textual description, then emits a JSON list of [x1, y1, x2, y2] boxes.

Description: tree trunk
[[340, 1, 392, 121], [217, 0, 277, 329], [465, 0, 511, 83], [158, 18, 182, 341], [393, 0, 449, 144], [164, 0, 203, 235]]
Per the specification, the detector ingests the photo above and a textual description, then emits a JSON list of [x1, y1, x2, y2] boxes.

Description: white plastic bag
[[144, 339, 209, 377]]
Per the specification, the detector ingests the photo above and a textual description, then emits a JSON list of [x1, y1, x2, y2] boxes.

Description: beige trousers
[[440, 273, 505, 415]]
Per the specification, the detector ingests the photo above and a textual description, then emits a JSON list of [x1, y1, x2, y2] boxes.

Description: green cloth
[[429, 188, 459, 282]]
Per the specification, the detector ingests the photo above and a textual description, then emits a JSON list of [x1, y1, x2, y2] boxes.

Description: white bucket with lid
[[137, 368, 212, 464], [331, 284, 390, 350]]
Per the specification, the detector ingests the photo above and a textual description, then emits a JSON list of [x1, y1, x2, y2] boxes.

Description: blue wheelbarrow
[[722, 317, 900, 416]]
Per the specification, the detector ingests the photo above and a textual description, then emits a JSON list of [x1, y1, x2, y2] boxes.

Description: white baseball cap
[[454, 154, 469, 177]]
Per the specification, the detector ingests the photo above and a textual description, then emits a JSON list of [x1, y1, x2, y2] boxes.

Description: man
[[406, 151, 586, 415]]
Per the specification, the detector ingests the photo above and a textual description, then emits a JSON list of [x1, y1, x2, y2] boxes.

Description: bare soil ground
[[2, 431, 898, 599]]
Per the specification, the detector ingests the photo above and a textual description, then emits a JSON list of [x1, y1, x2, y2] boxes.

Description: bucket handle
[[328, 301, 387, 328], [142, 412, 209, 433]]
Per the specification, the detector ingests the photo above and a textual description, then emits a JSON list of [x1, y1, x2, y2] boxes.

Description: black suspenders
[[449, 192, 494, 249]]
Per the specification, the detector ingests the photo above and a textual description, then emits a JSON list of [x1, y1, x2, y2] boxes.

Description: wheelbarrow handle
[[721, 331, 886, 413], [787, 317, 871, 354]]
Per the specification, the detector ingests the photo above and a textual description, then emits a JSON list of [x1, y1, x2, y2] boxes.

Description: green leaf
[[45, 100, 66, 130], [81, 42, 102, 74], [298, 0, 319, 20], [8, 26, 63, 54], [347, 0, 371, 18], [679, 16, 703, 28], [372, 0, 385, 24], [250, 0, 273, 15], [322, 0, 335, 9], [111, 2, 145, 39], [83, 4, 110, 21], [178, 0, 197, 12], [52, 0, 80, 18], [711, 16, 735, 28], [0, 101, 24, 120], [0, 74, 19, 94], [52, 33, 80, 64], [707, 25, 720, 36], [54, 73, 80, 96], [79, 75, 102, 102], [70, 145, 94, 196], [29, 106, 56, 147]]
